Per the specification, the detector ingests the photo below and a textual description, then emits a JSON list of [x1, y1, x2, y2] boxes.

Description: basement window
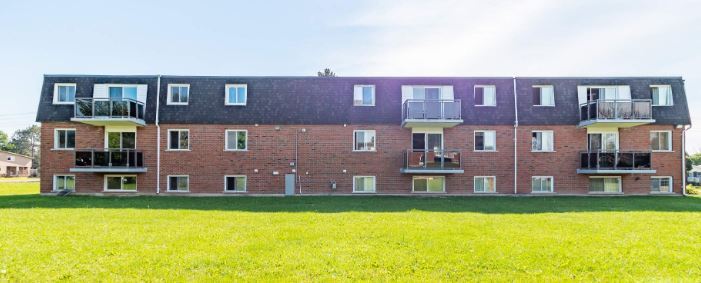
[[353, 176, 376, 193], [413, 176, 445, 193], [53, 175, 75, 191], [225, 176, 247, 192], [532, 176, 553, 193], [651, 176, 672, 193], [474, 176, 496, 193], [168, 175, 189, 192], [104, 175, 137, 191]]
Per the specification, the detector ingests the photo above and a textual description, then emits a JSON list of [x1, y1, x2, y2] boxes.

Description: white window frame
[[106, 84, 139, 101], [225, 84, 248, 106], [167, 175, 190, 192], [103, 175, 138, 192], [588, 131, 619, 151], [533, 85, 555, 107], [352, 130, 377, 152], [353, 176, 376, 193], [411, 176, 446, 193], [224, 175, 247, 192], [53, 174, 76, 191], [531, 130, 555, 152], [650, 130, 672, 152], [53, 128, 76, 150], [353, 85, 376, 106], [224, 130, 248, 151], [167, 84, 190, 105], [167, 129, 190, 151], [588, 176, 622, 194], [650, 85, 673, 106], [474, 176, 497, 193], [531, 176, 554, 193], [474, 85, 496, 106], [474, 130, 497, 152], [53, 83, 76, 105], [651, 176, 673, 193]]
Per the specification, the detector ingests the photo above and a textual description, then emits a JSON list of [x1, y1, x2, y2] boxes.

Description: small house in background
[[0, 151, 33, 177], [688, 165, 701, 186]]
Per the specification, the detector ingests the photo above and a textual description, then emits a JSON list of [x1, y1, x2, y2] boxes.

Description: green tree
[[687, 152, 701, 166], [8, 125, 40, 168], [0, 130, 9, 151], [317, 68, 336, 77]]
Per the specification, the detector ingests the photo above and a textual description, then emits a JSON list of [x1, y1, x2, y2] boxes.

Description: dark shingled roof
[[36, 75, 691, 126]]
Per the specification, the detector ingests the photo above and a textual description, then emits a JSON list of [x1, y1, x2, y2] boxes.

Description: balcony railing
[[74, 98, 145, 120], [579, 150, 652, 172], [402, 99, 462, 121], [579, 99, 652, 122], [402, 149, 462, 173], [73, 149, 145, 172]]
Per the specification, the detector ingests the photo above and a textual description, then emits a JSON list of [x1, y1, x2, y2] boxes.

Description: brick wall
[[41, 122, 684, 195]]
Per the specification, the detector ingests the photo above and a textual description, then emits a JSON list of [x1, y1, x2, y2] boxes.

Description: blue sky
[[1, 0, 699, 151]]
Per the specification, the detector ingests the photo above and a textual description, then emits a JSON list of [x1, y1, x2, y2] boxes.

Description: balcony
[[402, 99, 463, 128], [70, 149, 147, 173], [401, 149, 464, 174], [577, 150, 655, 174], [71, 98, 146, 126], [578, 99, 654, 128]]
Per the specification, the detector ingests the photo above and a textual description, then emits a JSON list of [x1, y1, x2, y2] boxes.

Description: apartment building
[[36, 75, 691, 195]]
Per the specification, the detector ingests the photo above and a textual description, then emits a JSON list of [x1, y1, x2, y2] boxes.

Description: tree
[[0, 130, 9, 151], [687, 152, 701, 166], [8, 125, 40, 168], [317, 68, 336, 77]]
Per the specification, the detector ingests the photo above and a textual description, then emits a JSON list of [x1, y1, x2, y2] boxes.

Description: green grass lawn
[[1, 183, 701, 281]]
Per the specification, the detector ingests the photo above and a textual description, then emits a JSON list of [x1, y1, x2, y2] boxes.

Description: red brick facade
[[40, 122, 684, 195]]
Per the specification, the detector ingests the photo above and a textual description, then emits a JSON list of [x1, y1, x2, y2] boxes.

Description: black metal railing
[[404, 149, 461, 170], [402, 99, 462, 121], [579, 99, 652, 122], [74, 149, 144, 168], [74, 98, 145, 120], [579, 150, 652, 170]]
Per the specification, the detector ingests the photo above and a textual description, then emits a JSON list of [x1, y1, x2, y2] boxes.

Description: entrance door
[[285, 174, 296, 196]]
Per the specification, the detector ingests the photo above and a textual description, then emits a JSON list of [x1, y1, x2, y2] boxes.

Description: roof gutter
[[155, 75, 161, 194], [513, 77, 519, 195]]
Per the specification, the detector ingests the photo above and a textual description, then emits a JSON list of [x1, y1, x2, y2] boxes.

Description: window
[[651, 177, 672, 193], [533, 85, 554, 106], [225, 130, 247, 151], [168, 129, 189, 150], [650, 131, 672, 151], [532, 176, 553, 193], [225, 84, 247, 105], [474, 176, 496, 193], [589, 177, 621, 193], [474, 85, 496, 106], [167, 84, 189, 105], [104, 175, 137, 191], [106, 131, 136, 149], [168, 175, 189, 192], [53, 83, 76, 104], [651, 85, 673, 106], [225, 176, 247, 192], [474, 130, 496, 151], [53, 175, 75, 191], [588, 132, 618, 151], [353, 176, 376, 193], [108, 86, 137, 100], [585, 86, 619, 101], [532, 131, 554, 152], [353, 85, 375, 106], [413, 176, 445, 193], [54, 129, 76, 150], [411, 86, 442, 100], [353, 130, 376, 151]]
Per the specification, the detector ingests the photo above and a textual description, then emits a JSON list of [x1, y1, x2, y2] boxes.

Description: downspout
[[682, 125, 691, 196], [155, 75, 162, 194], [512, 77, 519, 195]]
